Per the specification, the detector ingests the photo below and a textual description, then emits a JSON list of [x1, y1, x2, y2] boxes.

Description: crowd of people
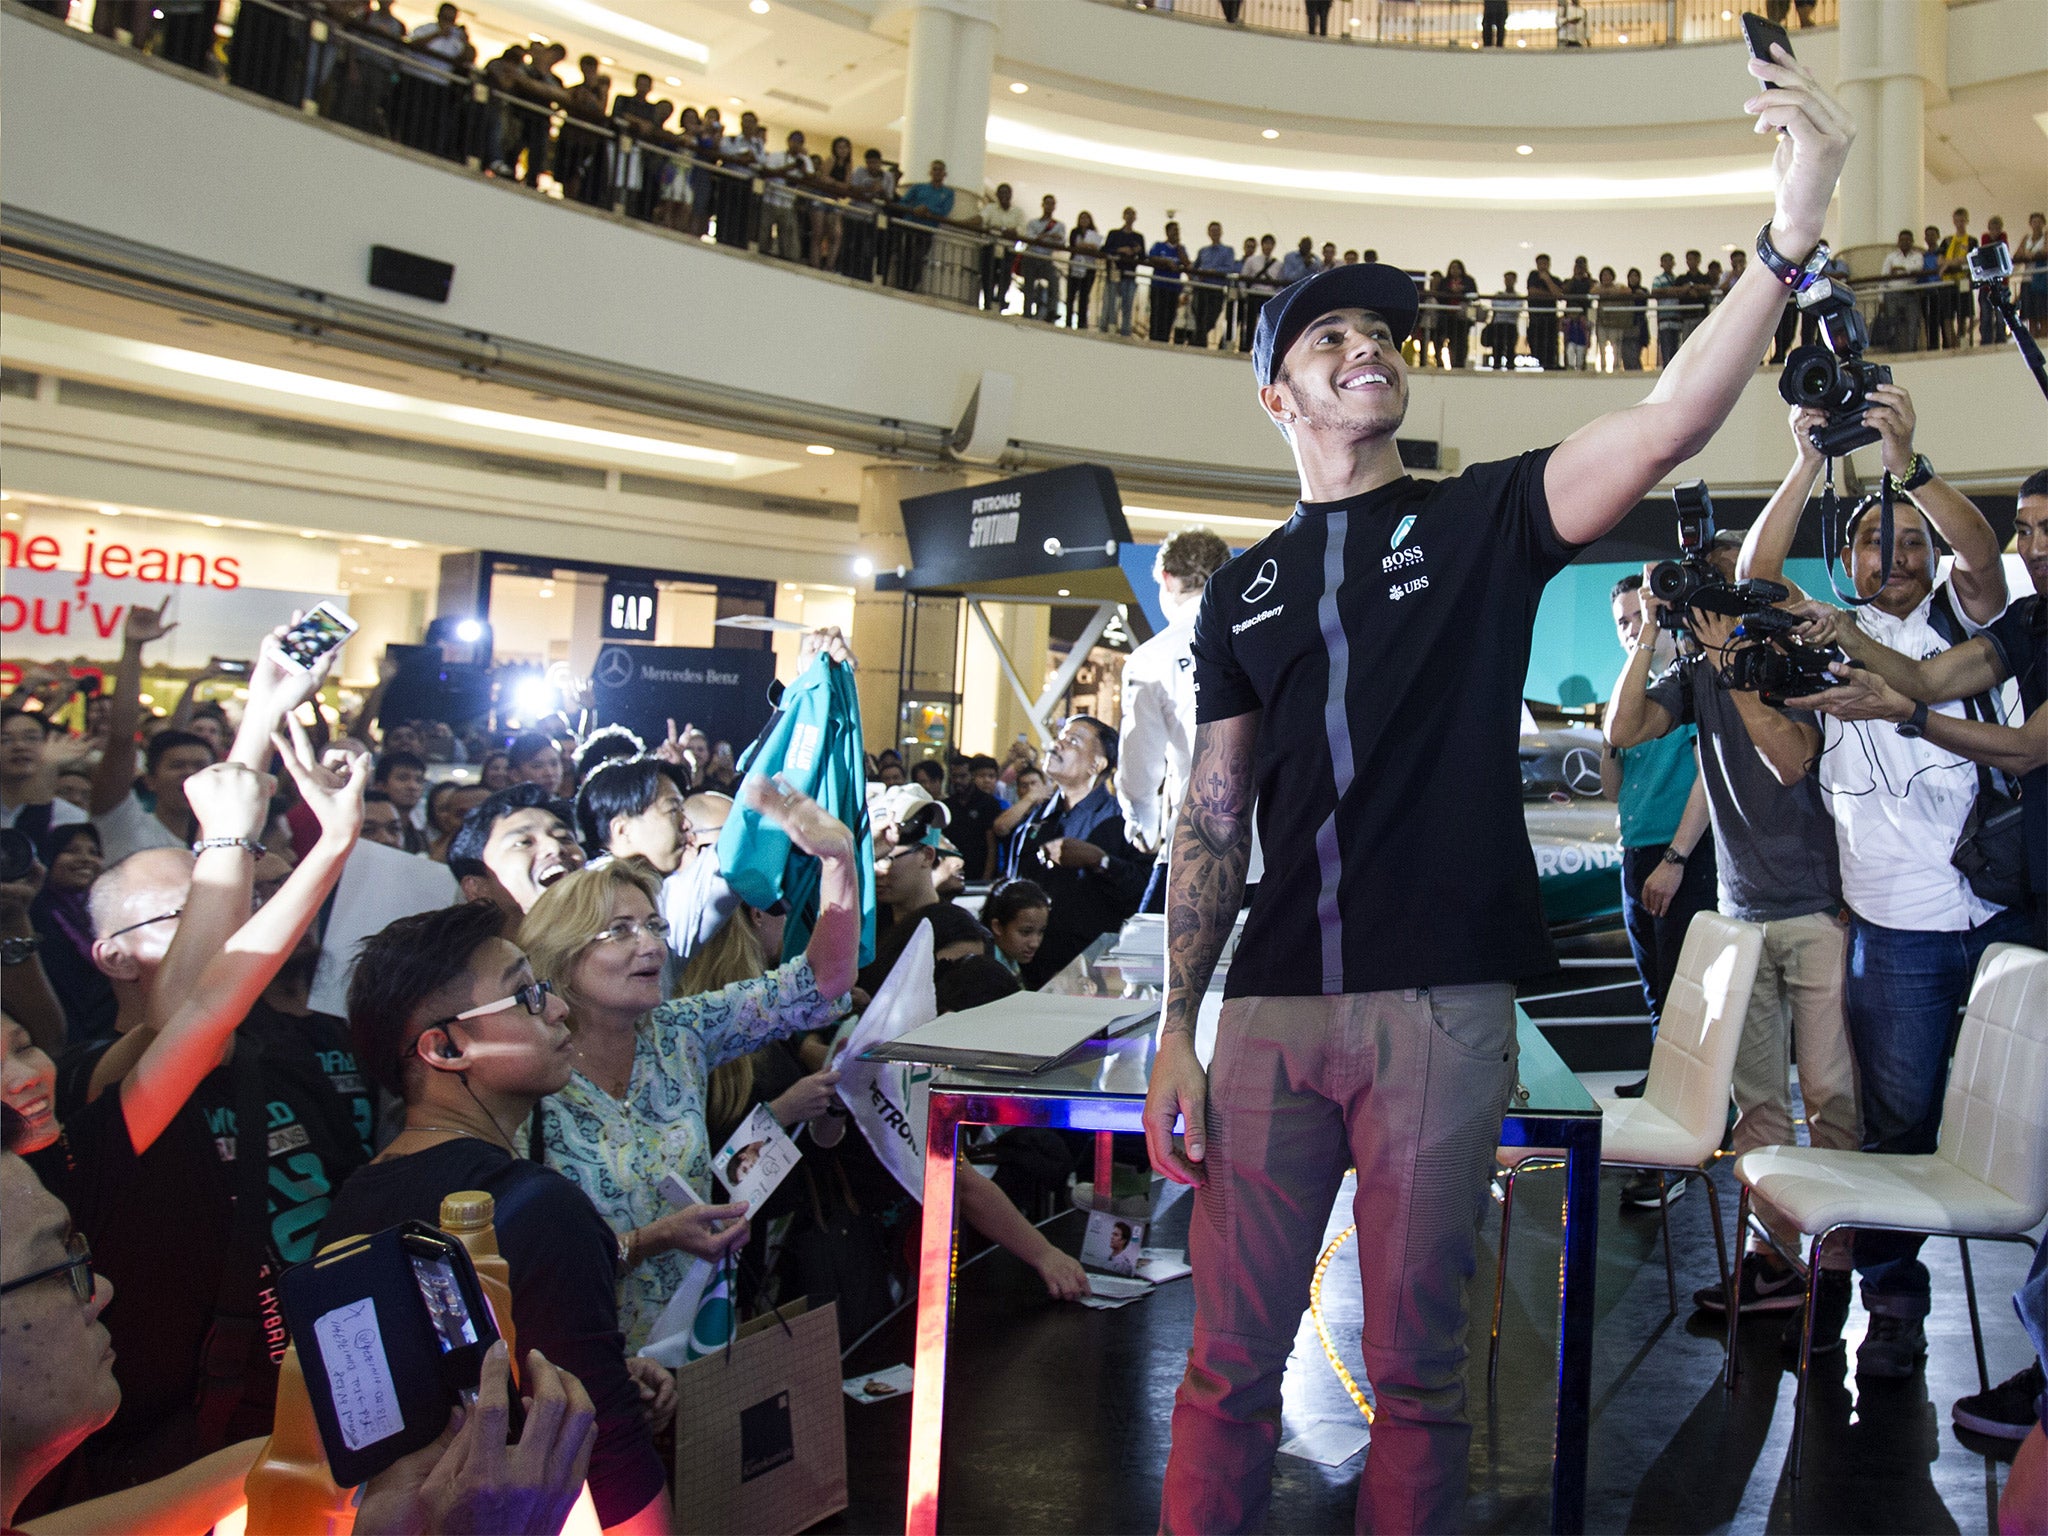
[[46, 0, 2047, 371]]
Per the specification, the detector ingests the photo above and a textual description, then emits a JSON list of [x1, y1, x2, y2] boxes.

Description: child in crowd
[[984, 878, 1051, 979]]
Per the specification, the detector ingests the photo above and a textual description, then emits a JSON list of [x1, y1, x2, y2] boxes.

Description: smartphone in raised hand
[[277, 601, 360, 672], [1740, 12, 1793, 83]]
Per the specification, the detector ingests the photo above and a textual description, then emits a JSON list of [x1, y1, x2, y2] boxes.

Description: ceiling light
[[1516, 37, 1526, 46], [851, 556, 874, 578], [599, 56, 614, 66], [1616, 32, 1627, 42], [455, 619, 486, 643], [201, 517, 223, 527], [1515, 144, 1533, 155], [384, 576, 395, 584], [665, 75, 681, 85], [984, 115, 1778, 204], [299, 529, 319, 539], [1261, 128, 1279, 140], [805, 444, 836, 456], [729, 96, 744, 106], [392, 540, 416, 549], [99, 336, 750, 470], [2, 512, 17, 522], [1009, 81, 1028, 94], [1721, 8, 1732, 16], [1056, 589, 1070, 597], [522, 0, 709, 65], [351, 566, 372, 576], [749, 0, 769, 12]]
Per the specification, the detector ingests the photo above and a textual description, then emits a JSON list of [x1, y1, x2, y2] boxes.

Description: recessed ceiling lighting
[[1515, 37, 1526, 46], [2, 512, 17, 522], [392, 540, 416, 549], [749, 0, 769, 12], [805, 444, 835, 456], [1261, 128, 1280, 140], [1056, 588, 1070, 597], [1616, 32, 1627, 42], [1515, 144, 1534, 155], [664, 75, 681, 85], [300, 529, 319, 539], [1009, 81, 1028, 94], [201, 517, 223, 527], [384, 576, 395, 584], [729, 96, 744, 106], [852, 556, 874, 578], [1720, 8, 1733, 17], [598, 56, 614, 66]]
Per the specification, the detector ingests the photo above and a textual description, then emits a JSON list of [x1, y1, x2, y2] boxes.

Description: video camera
[[1777, 275, 1893, 457], [1647, 482, 1848, 706]]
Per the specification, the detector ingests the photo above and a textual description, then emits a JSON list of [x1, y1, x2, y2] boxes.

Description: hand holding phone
[[1740, 12, 1792, 83], [278, 601, 360, 673]]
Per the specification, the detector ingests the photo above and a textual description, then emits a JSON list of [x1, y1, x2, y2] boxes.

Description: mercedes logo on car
[[1562, 746, 1604, 797], [594, 647, 636, 689]]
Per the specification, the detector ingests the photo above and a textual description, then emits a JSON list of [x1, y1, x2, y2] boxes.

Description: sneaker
[[1693, 1252, 1805, 1314], [1613, 1075, 1648, 1099], [1951, 1361, 2045, 1441], [1856, 1313, 1928, 1379], [1779, 1270, 1852, 1362], [1620, 1170, 1688, 1210]]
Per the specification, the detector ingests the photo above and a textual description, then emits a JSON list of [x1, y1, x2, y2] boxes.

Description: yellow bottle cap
[[439, 1190, 496, 1232]]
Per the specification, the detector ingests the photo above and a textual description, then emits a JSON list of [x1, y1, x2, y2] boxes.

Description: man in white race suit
[[1120, 529, 1237, 912]]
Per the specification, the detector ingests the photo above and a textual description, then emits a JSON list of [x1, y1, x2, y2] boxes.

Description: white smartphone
[[277, 601, 359, 672]]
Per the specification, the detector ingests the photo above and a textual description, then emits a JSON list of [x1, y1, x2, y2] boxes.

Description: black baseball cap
[[1251, 263, 1421, 387]]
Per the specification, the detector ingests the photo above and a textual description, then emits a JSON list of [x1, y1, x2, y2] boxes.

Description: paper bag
[[670, 1298, 847, 1536]]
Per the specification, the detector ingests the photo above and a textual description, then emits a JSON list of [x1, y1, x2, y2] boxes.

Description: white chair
[[1726, 942, 2048, 1479], [1490, 912, 1763, 1383]]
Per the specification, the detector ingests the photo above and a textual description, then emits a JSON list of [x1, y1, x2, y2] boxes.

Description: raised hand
[[797, 625, 855, 673], [246, 619, 339, 733], [123, 596, 177, 649], [769, 1068, 842, 1127], [653, 717, 688, 767], [1745, 43, 1854, 257], [184, 762, 277, 845], [274, 714, 369, 845], [742, 773, 855, 863]]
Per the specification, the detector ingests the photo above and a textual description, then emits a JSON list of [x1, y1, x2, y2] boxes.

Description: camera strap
[[1817, 457, 1894, 609]]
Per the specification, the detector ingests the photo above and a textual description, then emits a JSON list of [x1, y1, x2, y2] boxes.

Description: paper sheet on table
[[1077, 1294, 1142, 1310], [842, 1364, 914, 1402], [1135, 1248, 1192, 1284], [862, 993, 1141, 1072], [1086, 1273, 1152, 1301], [1278, 1419, 1371, 1466]]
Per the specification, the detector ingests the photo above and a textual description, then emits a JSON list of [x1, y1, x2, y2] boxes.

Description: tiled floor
[[831, 1082, 2039, 1534]]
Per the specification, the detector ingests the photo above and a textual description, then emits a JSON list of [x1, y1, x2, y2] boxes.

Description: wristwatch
[[1896, 701, 1930, 739], [1660, 847, 1688, 867], [1887, 453, 1934, 493], [0, 934, 42, 967], [1754, 222, 1830, 292]]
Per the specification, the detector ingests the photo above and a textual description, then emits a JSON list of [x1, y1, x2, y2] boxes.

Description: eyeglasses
[[0, 1232, 95, 1305], [434, 978, 554, 1028], [587, 915, 672, 947], [101, 908, 182, 942]]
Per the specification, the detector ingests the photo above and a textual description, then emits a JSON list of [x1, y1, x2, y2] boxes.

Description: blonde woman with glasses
[[518, 777, 858, 1351]]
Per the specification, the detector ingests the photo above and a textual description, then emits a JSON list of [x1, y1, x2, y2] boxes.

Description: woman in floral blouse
[[518, 776, 858, 1350]]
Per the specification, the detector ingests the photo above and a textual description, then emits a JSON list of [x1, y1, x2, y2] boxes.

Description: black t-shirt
[[1191, 449, 1581, 998], [1526, 271, 1560, 310], [1983, 593, 2047, 893], [318, 1139, 665, 1528], [37, 1003, 373, 1476], [946, 788, 1003, 880], [1102, 227, 1145, 275]]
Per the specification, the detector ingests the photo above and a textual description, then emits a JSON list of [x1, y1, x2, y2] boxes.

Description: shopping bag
[[670, 1298, 848, 1536], [833, 921, 936, 1201]]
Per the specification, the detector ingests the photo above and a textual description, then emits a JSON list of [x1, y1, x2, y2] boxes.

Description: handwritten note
[[313, 1298, 405, 1451]]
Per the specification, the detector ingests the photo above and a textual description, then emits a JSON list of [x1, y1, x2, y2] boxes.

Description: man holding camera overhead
[[1732, 387, 2022, 1378], [1144, 39, 1854, 1535], [1604, 518, 1860, 1339]]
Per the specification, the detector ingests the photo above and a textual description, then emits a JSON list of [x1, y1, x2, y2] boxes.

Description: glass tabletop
[[934, 1001, 1599, 1119]]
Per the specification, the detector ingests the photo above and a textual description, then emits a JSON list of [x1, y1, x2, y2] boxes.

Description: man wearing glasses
[[322, 899, 674, 1536]]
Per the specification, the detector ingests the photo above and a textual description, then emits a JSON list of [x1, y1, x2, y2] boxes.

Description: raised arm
[[1858, 385, 2007, 624], [1604, 577, 1679, 750], [119, 723, 367, 1154], [1736, 407, 1828, 588], [1793, 607, 2010, 704], [1545, 48, 1852, 545], [1143, 711, 1258, 1187], [89, 599, 175, 816], [740, 774, 859, 1001], [1788, 671, 2047, 778]]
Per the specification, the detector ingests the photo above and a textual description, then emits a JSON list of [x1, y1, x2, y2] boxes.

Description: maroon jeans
[[1160, 985, 1518, 1534]]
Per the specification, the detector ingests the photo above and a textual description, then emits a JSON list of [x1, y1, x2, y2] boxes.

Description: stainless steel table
[[904, 1006, 1602, 1534]]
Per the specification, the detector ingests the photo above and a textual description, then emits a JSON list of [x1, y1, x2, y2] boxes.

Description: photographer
[[1598, 575, 1716, 1140], [1605, 532, 1860, 1331], [1737, 396, 2022, 1376]]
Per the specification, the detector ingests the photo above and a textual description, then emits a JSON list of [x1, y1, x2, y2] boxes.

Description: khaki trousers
[[1159, 985, 1518, 1535], [1728, 910, 1861, 1264]]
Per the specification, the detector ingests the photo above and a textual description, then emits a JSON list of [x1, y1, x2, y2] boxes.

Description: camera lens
[[1648, 560, 1692, 603], [1777, 345, 1839, 409]]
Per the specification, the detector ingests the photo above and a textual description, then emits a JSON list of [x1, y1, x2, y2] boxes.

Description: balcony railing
[[1095, 0, 1838, 49], [35, 0, 2031, 375]]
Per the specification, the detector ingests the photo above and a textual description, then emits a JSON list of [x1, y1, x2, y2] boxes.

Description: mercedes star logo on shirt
[[1240, 558, 1278, 604], [595, 647, 636, 689]]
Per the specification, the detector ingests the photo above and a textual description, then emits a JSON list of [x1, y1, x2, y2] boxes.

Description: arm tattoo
[[1164, 714, 1258, 1042]]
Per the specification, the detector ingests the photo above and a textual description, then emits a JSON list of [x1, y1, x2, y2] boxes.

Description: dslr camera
[[1648, 481, 1787, 632], [1716, 606, 1849, 707], [1777, 275, 1892, 457]]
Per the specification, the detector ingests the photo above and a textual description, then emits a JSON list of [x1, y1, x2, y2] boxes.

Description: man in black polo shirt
[[1142, 48, 1852, 1533]]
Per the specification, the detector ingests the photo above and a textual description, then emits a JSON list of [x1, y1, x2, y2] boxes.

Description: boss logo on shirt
[[1382, 544, 1426, 574]]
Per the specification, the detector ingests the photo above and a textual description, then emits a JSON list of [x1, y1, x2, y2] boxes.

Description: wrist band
[[192, 836, 266, 858], [1754, 221, 1830, 292], [1, 934, 43, 966]]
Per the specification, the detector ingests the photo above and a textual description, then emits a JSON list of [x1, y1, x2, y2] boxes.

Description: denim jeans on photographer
[[1849, 903, 2038, 1306]]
